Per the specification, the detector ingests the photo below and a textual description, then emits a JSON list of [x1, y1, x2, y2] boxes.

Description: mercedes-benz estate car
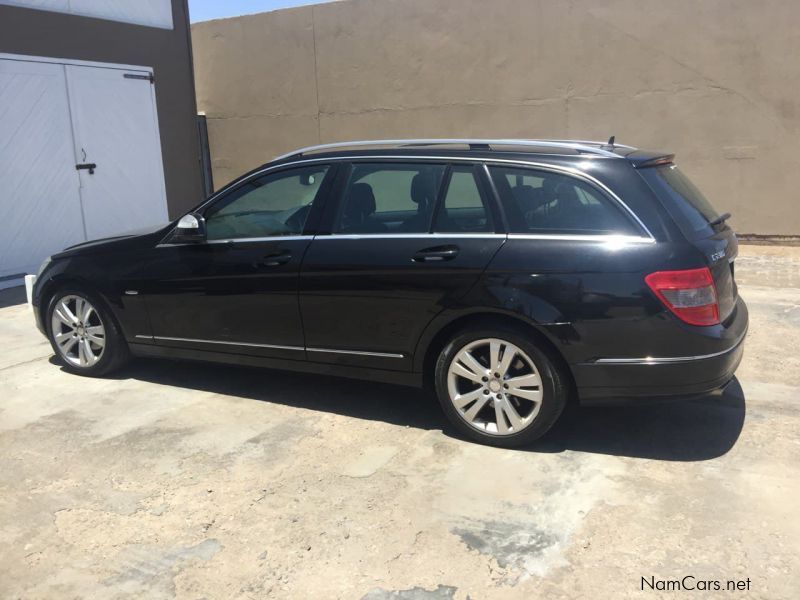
[[30, 138, 748, 447]]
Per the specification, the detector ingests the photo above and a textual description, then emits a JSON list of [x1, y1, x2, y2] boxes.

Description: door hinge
[[124, 72, 155, 84]]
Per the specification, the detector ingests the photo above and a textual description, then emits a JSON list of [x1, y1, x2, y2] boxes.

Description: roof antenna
[[607, 135, 616, 147]]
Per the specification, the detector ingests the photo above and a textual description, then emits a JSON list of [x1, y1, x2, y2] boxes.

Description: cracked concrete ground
[[1, 245, 799, 599]]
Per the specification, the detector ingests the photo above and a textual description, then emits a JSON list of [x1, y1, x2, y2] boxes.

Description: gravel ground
[[1, 245, 798, 599]]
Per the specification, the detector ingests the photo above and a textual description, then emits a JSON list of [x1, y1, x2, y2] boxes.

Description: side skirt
[[129, 343, 424, 388]]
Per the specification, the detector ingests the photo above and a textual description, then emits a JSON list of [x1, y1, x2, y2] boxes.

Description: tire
[[46, 286, 130, 377], [434, 325, 568, 448]]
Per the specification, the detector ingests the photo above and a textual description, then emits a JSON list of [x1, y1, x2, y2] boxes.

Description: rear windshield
[[639, 164, 721, 240]]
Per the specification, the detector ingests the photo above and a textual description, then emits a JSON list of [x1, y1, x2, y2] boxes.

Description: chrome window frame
[[162, 154, 656, 247]]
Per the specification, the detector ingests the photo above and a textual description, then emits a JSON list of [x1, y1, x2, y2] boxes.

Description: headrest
[[347, 183, 376, 216], [554, 181, 580, 205], [411, 171, 438, 206], [542, 177, 559, 196], [512, 184, 545, 211], [542, 178, 579, 205]]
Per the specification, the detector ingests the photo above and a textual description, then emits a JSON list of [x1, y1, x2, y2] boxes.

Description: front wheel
[[434, 326, 568, 448], [47, 288, 129, 376]]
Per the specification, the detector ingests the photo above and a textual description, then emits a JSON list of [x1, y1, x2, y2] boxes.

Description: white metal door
[[65, 64, 168, 240], [0, 59, 85, 281]]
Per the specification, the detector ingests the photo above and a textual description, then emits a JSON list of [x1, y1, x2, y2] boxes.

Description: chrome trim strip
[[134, 335, 153, 341], [272, 138, 631, 161], [159, 235, 313, 248], [592, 330, 747, 365], [314, 233, 653, 243], [206, 235, 313, 245], [145, 336, 404, 358], [508, 233, 655, 244], [316, 233, 507, 240], [188, 155, 655, 241], [152, 336, 304, 352], [307, 347, 405, 359]]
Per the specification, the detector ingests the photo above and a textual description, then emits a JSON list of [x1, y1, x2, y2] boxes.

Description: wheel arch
[[416, 310, 577, 398], [39, 275, 124, 338]]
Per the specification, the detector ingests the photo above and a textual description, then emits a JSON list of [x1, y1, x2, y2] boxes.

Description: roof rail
[[543, 139, 637, 151], [272, 138, 636, 162]]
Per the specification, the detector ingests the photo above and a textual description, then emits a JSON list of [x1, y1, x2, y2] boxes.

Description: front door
[[140, 163, 335, 359], [299, 161, 505, 371]]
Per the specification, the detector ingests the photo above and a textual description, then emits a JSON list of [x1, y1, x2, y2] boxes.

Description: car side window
[[204, 165, 330, 240], [488, 166, 637, 235], [333, 163, 446, 234], [434, 166, 493, 233]]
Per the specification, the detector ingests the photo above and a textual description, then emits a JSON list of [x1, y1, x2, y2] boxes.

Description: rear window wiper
[[708, 212, 731, 227]]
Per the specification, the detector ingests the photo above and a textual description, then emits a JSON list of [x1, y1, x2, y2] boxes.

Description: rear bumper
[[575, 299, 748, 406]]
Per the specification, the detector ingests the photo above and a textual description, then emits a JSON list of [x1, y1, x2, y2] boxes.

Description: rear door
[[298, 161, 505, 371], [638, 164, 738, 320]]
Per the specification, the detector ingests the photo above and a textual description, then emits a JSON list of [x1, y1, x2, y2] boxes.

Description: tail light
[[645, 267, 719, 326]]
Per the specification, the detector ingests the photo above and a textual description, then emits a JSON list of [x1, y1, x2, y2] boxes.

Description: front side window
[[334, 163, 446, 234], [204, 165, 330, 240], [488, 166, 637, 235], [434, 166, 493, 233]]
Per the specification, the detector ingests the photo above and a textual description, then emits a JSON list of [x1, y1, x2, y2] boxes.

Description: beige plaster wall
[[192, 0, 800, 235]]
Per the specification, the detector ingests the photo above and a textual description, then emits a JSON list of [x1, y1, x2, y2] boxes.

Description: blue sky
[[188, 0, 336, 22]]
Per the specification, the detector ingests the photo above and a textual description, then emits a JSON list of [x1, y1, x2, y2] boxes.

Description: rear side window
[[434, 166, 493, 233], [488, 166, 637, 235], [639, 164, 721, 241], [334, 163, 446, 234]]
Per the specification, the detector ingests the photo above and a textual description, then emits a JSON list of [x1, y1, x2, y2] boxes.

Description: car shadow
[[93, 358, 745, 462], [531, 378, 746, 461], [0, 285, 27, 308]]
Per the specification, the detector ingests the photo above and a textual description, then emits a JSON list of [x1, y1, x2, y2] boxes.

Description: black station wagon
[[31, 139, 748, 447]]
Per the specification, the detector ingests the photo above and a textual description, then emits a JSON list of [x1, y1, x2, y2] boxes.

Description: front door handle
[[76, 163, 97, 175], [412, 244, 460, 262], [257, 251, 292, 267]]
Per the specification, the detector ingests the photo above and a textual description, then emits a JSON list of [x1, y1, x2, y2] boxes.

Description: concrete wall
[[192, 0, 800, 236], [0, 0, 204, 218]]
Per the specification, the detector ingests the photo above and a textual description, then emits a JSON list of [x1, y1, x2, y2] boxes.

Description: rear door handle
[[258, 251, 292, 266], [412, 244, 460, 262]]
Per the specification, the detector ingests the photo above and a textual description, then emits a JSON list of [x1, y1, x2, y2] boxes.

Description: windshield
[[640, 164, 722, 240]]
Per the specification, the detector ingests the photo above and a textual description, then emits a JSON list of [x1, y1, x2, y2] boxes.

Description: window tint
[[434, 166, 493, 233], [489, 166, 636, 235], [204, 166, 329, 240], [639, 164, 721, 240], [334, 163, 446, 234]]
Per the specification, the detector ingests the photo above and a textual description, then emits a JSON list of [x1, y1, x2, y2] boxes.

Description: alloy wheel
[[50, 295, 106, 368], [446, 337, 543, 435]]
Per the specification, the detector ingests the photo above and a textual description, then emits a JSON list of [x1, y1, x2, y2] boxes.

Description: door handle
[[257, 251, 292, 267], [76, 163, 97, 175], [412, 245, 460, 262]]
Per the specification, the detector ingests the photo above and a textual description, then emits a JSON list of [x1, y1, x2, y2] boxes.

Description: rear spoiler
[[632, 154, 675, 169]]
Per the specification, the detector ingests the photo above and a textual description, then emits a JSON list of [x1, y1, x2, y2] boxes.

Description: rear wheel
[[434, 326, 568, 447], [46, 288, 129, 376]]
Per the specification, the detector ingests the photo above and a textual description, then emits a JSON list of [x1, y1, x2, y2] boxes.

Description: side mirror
[[172, 213, 206, 243]]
